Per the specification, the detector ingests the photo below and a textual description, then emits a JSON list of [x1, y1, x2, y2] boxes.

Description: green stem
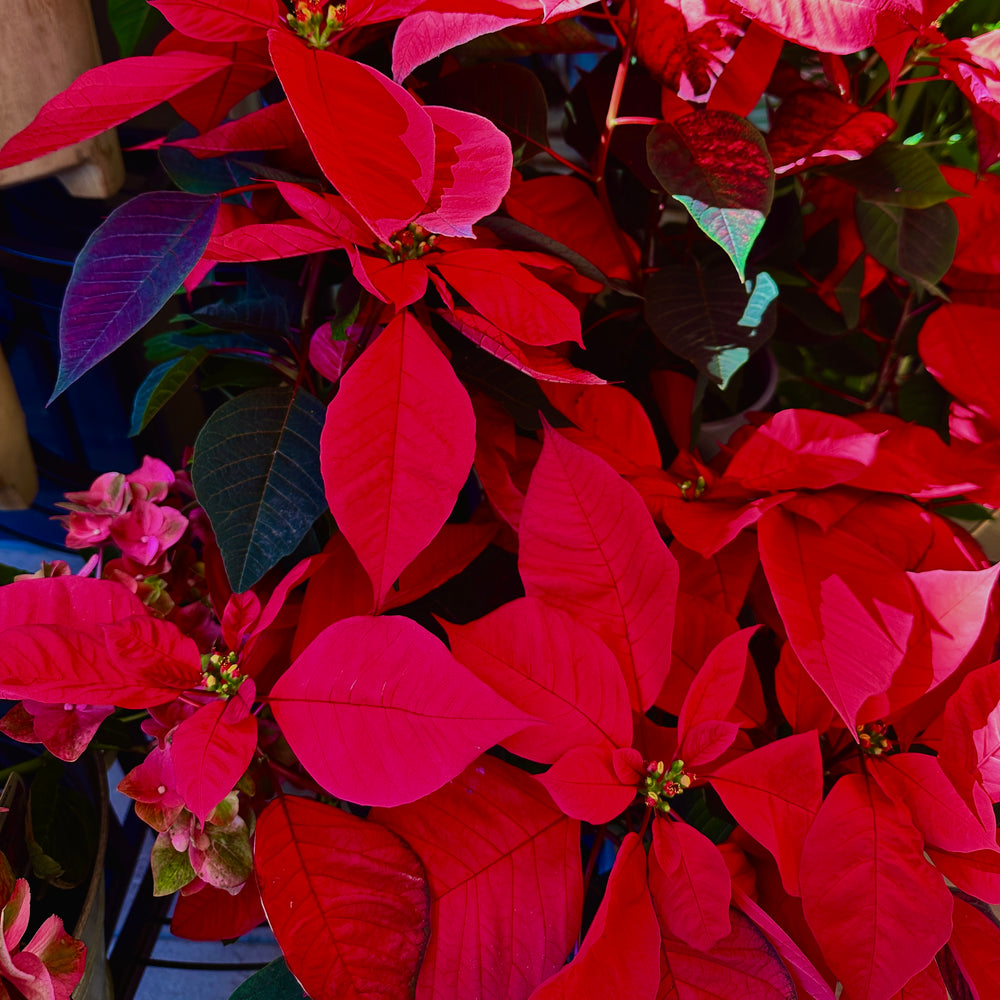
[[0, 757, 46, 782]]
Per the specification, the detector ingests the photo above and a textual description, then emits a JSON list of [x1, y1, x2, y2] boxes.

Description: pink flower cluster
[[58, 456, 188, 569]]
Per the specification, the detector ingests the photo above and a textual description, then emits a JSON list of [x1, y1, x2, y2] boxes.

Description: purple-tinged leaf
[[647, 111, 773, 281], [53, 192, 218, 400]]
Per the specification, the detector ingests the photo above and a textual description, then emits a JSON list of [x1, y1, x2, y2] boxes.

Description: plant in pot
[[3, 0, 1000, 999]]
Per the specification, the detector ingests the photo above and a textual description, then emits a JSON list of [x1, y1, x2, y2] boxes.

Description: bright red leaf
[[658, 905, 796, 1000], [536, 744, 639, 823], [171, 698, 258, 823], [799, 773, 953, 1000], [435, 250, 583, 346], [759, 507, 916, 730], [149, 0, 275, 40], [269, 615, 532, 807], [519, 424, 679, 712], [529, 833, 659, 1000], [731, 0, 920, 54], [946, 896, 1000, 999], [0, 52, 233, 169], [649, 819, 732, 952], [255, 796, 429, 1000], [710, 733, 823, 895], [767, 86, 895, 175], [320, 311, 476, 608], [373, 756, 582, 1000], [723, 409, 882, 491], [442, 597, 633, 763], [873, 753, 997, 854], [0, 620, 199, 709], [0, 576, 143, 632], [920, 303, 1000, 431], [419, 106, 514, 238], [269, 29, 436, 242]]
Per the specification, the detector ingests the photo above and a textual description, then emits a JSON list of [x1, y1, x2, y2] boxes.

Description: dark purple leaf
[[52, 192, 219, 400]]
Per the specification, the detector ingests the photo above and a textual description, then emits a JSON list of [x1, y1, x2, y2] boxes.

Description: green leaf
[[27, 758, 97, 888], [0, 564, 23, 585], [645, 252, 778, 388], [108, 0, 151, 57], [897, 370, 951, 434], [423, 63, 549, 163], [229, 959, 303, 1000], [855, 199, 958, 292], [191, 387, 326, 591], [130, 347, 208, 436], [827, 145, 962, 208], [647, 111, 774, 281]]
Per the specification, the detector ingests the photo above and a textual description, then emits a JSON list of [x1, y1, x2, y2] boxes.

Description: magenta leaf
[[519, 424, 679, 712], [53, 192, 219, 400], [528, 833, 659, 1000], [372, 756, 582, 1000], [441, 597, 633, 763], [255, 796, 429, 1000], [799, 773, 953, 1000], [171, 700, 257, 823], [320, 312, 476, 608], [647, 110, 773, 281], [269, 615, 533, 807]]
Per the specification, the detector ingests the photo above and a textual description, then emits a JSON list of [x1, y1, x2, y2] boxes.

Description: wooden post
[[0, 0, 124, 198], [0, 348, 38, 510]]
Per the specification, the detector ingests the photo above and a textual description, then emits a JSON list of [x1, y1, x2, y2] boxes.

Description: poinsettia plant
[[4, 0, 1000, 996]]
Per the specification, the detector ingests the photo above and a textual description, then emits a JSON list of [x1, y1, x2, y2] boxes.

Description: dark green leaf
[[160, 144, 258, 195], [897, 370, 951, 434], [108, 0, 151, 57], [144, 330, 267, 363], [647, 111, 774, 281], [192, 387, 327, 591], [229, 959, 303, 1000], [423, 63, 549, 163], [478, 215, 612, 288], [826, 145, 962, 208], [645, 254, 778, 388], [855, 199, 958, 292], [27, 758, 97, 888], [194, 294, 290, 338], [0, 564, 23, 585], [130, 347, 208, 436], [834, 254, 865, 330], [199, 357, 281, 390]]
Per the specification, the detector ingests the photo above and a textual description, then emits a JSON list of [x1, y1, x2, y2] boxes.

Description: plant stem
[[0, 757, 45, 782], [867, 289, 916, 411], [593, 9, 643, 290]]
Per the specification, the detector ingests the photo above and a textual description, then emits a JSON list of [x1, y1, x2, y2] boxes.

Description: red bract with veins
[[4, 0, 1000, 998]]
